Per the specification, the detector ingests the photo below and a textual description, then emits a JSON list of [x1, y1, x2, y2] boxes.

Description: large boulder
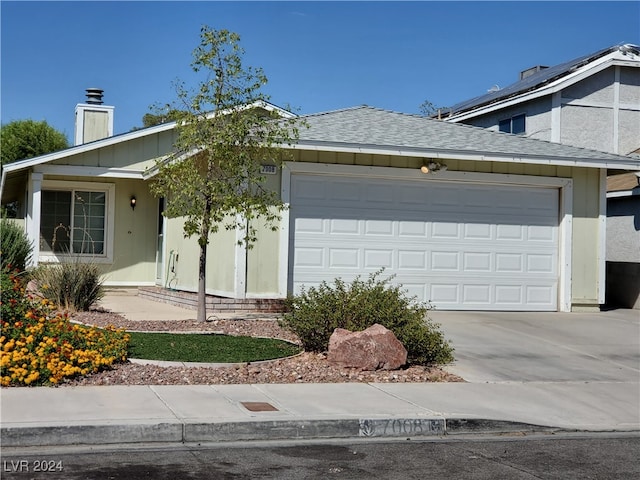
[[327, 324, 407, 371]]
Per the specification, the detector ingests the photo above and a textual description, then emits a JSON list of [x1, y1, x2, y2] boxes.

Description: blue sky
[[2, 1, 639, 142]]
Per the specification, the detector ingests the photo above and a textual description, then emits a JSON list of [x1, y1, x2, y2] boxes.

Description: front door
[[155, 197, 165, 284]]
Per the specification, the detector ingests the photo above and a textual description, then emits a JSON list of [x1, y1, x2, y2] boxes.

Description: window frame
[[498, 113, 526, 135], [39, 180, 115, 264]]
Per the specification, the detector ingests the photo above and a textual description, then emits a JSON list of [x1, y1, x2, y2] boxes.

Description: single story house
[[2, 93, 639, 312]]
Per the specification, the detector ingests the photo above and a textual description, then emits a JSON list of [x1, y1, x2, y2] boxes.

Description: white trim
[[607, 189, 640, 198], [278, 165, 292, 297], [234, 214, 247, 299], [38, 180, 115, 264], [282, 162, 574, 312], [26, 172, 43, 267], [598, 169, 607, 304], [33, 165, 145, 179]]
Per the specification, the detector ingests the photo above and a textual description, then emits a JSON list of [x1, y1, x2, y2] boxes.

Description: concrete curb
[[1, 417, 566, 448]]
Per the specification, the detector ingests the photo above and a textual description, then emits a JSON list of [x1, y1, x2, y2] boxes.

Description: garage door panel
[[329, 218, 360, 235], [430, 284, 460, 303], [295, 217, 324, 234], [497, 224, 525, 240], [294, 247, 325, 268], [527, 254, 555, 273], [329, 248, 359, 268], [463, 284, 492, 304], [290, 174, 559, 311], [398, 251, 428, 270], [432, 221, 461, 239], [526, 285, 557, 305], [364, 249, 394, 269], [402, 284, 430, 302], [431, 251, 460, 271], [398, 220, 428, 237], [496, 253, 525, 273], [463, 252, 492, 272], [495, 285, 524, 305], [463, 223, 492, 240], [365, 219, 394, 235], [528, 225, 556, 242]]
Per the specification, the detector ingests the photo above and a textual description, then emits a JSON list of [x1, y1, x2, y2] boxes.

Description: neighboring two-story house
[[439, 44, 640, 309]]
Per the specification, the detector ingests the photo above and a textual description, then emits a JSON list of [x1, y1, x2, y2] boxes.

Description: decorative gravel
[[65, 310, 463, 386]]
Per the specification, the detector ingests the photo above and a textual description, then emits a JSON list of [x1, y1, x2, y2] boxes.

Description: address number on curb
[[358, 418, 444, 437]]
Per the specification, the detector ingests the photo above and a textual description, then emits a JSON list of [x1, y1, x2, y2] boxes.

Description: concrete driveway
[[431, 309, 640, 383]]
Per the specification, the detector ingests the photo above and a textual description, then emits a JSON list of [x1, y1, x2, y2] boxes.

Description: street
[[2, 433, 638, 479]]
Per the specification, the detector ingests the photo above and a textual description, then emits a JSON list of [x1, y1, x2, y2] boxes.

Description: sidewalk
[[1, 291, 639, 448]]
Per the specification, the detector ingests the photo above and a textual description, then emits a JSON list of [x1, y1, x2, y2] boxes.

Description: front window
[[40, 188, 107, 256]]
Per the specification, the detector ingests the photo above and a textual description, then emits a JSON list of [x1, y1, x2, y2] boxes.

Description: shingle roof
[[295, 106, 638, 166], [443, 44, 639, 117]]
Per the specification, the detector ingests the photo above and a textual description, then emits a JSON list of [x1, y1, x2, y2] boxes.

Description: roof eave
[[285, 139, 640, 170]]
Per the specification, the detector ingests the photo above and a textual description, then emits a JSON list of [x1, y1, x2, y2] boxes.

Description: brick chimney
[[74, 88, 114, 145]]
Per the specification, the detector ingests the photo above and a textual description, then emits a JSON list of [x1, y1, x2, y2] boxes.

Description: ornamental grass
[[0, 268, 129, 386]]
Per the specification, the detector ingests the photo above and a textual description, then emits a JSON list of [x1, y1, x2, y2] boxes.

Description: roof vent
[[85, 88, 104, 105]]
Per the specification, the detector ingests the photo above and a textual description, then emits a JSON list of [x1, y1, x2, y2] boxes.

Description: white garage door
[[289, 174, 560, 311]]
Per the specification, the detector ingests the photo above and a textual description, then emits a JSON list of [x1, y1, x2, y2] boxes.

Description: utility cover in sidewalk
[[241, 402, 278, 412]]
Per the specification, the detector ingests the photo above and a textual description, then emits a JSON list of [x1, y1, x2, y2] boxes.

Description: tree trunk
[[197, 239, 207, 322], [197, 203, 212, 322]]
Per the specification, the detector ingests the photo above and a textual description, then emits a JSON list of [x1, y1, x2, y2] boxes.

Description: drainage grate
[[241, 402, 279, 412]]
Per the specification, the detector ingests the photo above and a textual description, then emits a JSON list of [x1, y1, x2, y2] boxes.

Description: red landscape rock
[[327, 324, 408, 371]]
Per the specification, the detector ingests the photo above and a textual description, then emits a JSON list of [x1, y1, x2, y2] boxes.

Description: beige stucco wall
[[246, 209, 284, 296], [162, 215, 237, 296], [568, 167, 603, 307], [107, 178, 158, 285]]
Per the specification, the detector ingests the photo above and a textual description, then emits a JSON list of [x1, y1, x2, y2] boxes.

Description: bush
[[31, 258, 104, 312], [1, 267, 129, 386], [0, 218, 33, 272], [280, 271, 454, 365]]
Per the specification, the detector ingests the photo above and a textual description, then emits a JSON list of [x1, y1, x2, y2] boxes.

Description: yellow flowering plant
[[1, 268, 130, 386]]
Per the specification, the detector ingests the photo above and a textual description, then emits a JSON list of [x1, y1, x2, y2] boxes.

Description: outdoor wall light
[[420, 161, 447, 174], [130, 196, 137, 210]]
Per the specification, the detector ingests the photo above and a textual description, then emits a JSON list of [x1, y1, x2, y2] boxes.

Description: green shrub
[[0, 218, 33, 272], [32, 258, 104, 311], [280, 271, 454, 365]]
